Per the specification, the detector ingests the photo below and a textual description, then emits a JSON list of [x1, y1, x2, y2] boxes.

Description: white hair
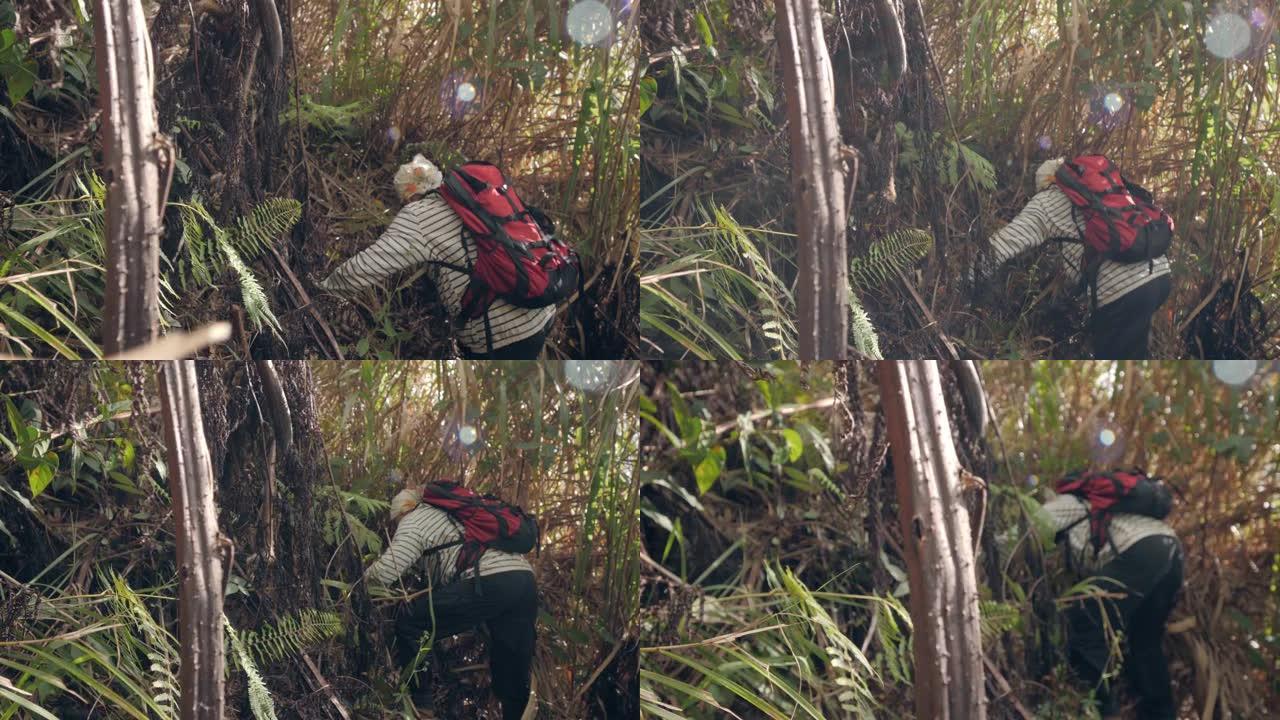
[[1036, 158, 1065, 191], [390, 487, 419, 522]]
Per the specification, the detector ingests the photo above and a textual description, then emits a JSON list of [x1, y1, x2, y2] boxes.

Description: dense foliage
[[0, 0, 640, 358], [640, 360, 1280, 718], [1, 360, 640, 718], [640, 1, 1280, 359]]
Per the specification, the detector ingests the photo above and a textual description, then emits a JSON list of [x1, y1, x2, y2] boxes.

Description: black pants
[[1065, 535, 1183, 719], [462, 325, 548, 359], [394, 571, 537, 720], [1089, 274, 1172, 359]]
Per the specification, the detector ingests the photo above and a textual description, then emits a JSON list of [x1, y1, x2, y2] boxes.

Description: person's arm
[[978, 189, 1079, 275], [366, 509, 431, 585], [319, 201, 443, 295]]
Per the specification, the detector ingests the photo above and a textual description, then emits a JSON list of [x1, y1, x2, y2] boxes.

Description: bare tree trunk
[[159, 361, 226, 719], [94, 0, 170, 353], [877, 361, 986, 720], [775, 0, 848, 360]]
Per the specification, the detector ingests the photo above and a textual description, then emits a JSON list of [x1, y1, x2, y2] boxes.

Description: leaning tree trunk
[[877, 361, 986, 720], [93, 0, 169, 353], [159, 361, 226, 719], [775, 0, 848, 359]]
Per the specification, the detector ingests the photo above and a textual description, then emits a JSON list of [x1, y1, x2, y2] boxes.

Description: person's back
[[979, 159, 1173, 359], [368, 502, 533, 587], [1040, 491, 1176, 570], [1037, 490, 1183, 720], [370, 488, 538, 719], [320, 193, 554, 358]]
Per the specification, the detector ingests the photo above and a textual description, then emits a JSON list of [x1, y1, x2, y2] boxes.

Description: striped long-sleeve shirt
[[1035, 493, 1176, 570], [366, 504, 533, 588], [319, 194, 554, 353], [983, 187, 1172, 308]]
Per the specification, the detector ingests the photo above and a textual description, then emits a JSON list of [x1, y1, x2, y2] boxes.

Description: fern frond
[[958, 143, 997, 192], [240, 609, 342, 667], [848, 295, 882, 359], [979, 599, 1023, 644], [849, 229, 933, 292], [225, 616, 279, 720], [111, 574, 179, 719], [218, 237, 282, 333], [177, 204, 213, 289], [229, 198, 301, 261]]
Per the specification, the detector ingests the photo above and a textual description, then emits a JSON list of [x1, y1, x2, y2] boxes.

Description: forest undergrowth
[[639, 360, 1280, 719], [0, 0, 640, 359], [1, 360, 640, 719], [640, 0, 1280, 360]]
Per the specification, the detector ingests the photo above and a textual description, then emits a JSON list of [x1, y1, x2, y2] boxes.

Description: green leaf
[[780, 428, 803, 463], [4, 58, 36, 104], [27, 460, 53, 497], [695, 12, 716, 56], [693, 445, 726, 494], [638, 76, 657, 117]]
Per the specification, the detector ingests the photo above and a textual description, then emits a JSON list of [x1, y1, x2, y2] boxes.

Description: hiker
[[319, 156, 579, 359], [367, 478, 539, 719], [1036, 468, 1183, 720], [973, 156, 1174, 359]]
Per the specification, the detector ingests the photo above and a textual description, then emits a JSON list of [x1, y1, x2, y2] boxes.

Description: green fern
[[174, 198, 300, 332], [111, 575, 179, 719], [225, 616, 279, 720], [894, 122, 996, 193], [230, 198, 302, 261], [849, 228, 934, 292], [849, 295, 883, 358], [239, 609, 342, 667], [979, 599, 1023, 644]]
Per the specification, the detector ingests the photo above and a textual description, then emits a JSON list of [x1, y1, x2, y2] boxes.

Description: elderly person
[[975, 157, 1173, 359], [1035, 477, 1183, 720], [368, 483, 538, 719], [319, 156, 553, 359]]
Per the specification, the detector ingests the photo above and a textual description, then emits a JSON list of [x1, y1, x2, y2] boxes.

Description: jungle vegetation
[[0, 0, 640, 359], [639, 360, 1280, 718], [640, 0, 1280, 359], [0, 360, 639, 718]]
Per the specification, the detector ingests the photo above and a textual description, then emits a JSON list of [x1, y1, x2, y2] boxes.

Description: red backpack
[[1051, 155, 1174, 306], [435, 162, 580, 346], [1053, 467, 1173, 556], [419, 481, 540, 578]]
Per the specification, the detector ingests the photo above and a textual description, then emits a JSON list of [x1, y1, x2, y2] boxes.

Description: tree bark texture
[[877, 361, 987, 720], [159, 361, 226, 719], [94, 0, 168, 353], [775, 0, 849, 359]]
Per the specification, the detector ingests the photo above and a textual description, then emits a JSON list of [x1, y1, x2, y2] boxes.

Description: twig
[[1177, 278, 1224, 334], [572, 639, 624, 705], [712, 397, 838, 435], [263, 244, 345, 359], [301, 652, 352, 720], [107, 321, 232, 359], [896, 268, 960, 360], [982, 654, 1035, 720]]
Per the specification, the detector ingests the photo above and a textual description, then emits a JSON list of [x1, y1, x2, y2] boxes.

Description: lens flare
[[456, 82, 477, 103], [458, 424, 478, 446], [1212, 360, 1259, 385], [1103, 92, 1125, 114], [567, 0, 613, 46], [1037, 135, 1052, 150], [386, 126, 401, 143], [1205, 12, 1252, 58], [1250, 7, 1269, 28], [564, 361, 617, 392], [1098, 429, 1116, 447], [1026, 474, 1039, 488]]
